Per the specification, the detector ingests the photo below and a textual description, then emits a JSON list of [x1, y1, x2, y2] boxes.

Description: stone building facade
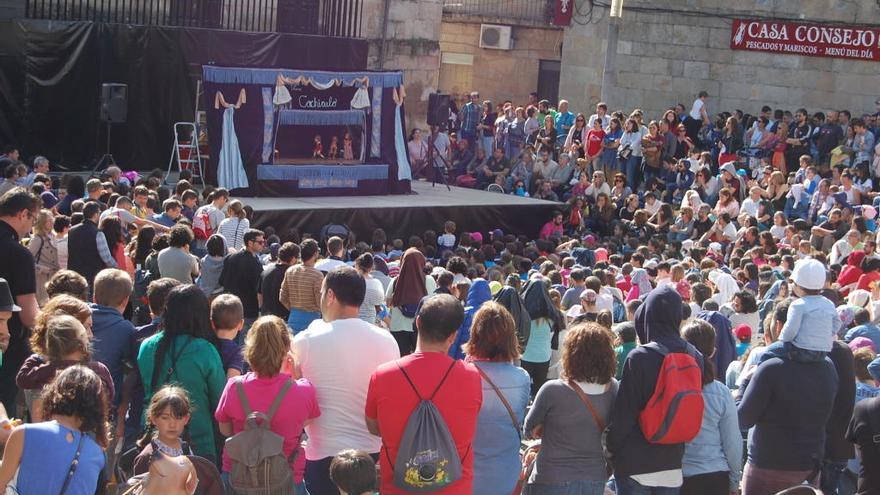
[[560, 0, 880, 118], [438, 20, 563, 116], [361, 0, 443, 131]]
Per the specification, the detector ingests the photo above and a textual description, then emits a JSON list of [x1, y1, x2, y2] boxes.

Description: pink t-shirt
[[215, 373, 320, 481]]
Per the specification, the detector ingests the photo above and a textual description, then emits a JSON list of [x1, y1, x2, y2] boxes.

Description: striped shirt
[[218, 217, 249, 252], [461, 102, 481, 134], [279, 264, 324, 312]]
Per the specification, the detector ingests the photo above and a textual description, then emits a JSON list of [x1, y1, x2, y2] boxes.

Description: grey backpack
[[391, 360, 463, 493], [224, 378, 298, 495]]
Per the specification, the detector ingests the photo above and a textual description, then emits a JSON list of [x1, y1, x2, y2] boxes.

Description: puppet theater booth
[[203, 66, 412, 197]]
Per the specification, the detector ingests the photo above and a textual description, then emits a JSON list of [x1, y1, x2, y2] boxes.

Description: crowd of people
[[0, 90, 877, 495]]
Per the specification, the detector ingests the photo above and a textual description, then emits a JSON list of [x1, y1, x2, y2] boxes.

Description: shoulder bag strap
[[234, 380, 253, 417], [266, 378, 294, 422], [566, 380, 606, 431], [58, 431, 86, 495], [33, 235, 45, 265], [163, 336, 195, 385], [475, 365, 521, 439]]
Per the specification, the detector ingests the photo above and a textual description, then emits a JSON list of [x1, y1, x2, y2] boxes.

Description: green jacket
[[138, 332, 226, 460], [615, 342, 637, 379]]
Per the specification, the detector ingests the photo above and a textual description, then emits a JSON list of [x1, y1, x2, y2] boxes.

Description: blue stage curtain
[[278, 109, 366, 126], [203, 66, 404, 88], [256, 164, 389, 181], [261, 88, 274, 163]]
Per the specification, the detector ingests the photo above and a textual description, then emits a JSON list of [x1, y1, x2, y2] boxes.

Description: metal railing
[[442, 0, 550, 24], [24, 0, 361, 37]]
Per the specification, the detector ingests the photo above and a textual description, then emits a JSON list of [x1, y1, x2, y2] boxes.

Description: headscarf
[[836, 305, 858, 337], [696, 311, 737, 378], [522, 279, 565, 333], [847, 289, 871, 309], [449, 279, 492, 360], [494, 286, 531, 345], [837, 250, 866, 290], [710, 271, 739, 306], [390, 248, 428, 307]]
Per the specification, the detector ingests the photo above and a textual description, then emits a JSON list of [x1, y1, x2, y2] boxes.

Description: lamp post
[[599, 0, 623, 104]]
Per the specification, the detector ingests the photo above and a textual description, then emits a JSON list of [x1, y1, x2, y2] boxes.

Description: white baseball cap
[[791, 258, 826, 290]]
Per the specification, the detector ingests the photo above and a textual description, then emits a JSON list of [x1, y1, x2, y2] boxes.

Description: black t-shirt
[[693, 217, 713, 238], [219, 250, 263, 318], [846, 397, 880, 495], [259, 262, 291, 320], [819, 220, 849, 241], [789, 123, 812, 154], [0, 220, 36, 413], [816, 123, 843, 156]]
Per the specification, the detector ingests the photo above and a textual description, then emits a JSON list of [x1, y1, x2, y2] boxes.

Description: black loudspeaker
[[100, 83, 128, 123], [427, 93, 450, 127]]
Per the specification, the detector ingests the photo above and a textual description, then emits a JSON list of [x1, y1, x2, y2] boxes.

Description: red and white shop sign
[[730, 19, 880, 62]]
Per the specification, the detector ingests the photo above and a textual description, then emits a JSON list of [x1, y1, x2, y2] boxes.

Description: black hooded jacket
[[607, 285, 700, 477]]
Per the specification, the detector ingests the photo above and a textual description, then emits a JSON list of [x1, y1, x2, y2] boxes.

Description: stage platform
[[256, 163, 390, 196], [241, 181, 562, 240]]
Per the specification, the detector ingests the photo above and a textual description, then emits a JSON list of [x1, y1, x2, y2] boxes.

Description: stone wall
[[560, 0, 880, 119], [361, 0, 442, 131], [439, 20, 564, 109]]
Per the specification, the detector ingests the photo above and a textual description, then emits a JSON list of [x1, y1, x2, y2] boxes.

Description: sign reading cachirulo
[[730, 19, 880, 62]]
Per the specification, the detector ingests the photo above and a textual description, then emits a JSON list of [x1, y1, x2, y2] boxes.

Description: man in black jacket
[[219, 229, 265, 336], [608, 285, 699, 494], [821, 341, 856, 495]]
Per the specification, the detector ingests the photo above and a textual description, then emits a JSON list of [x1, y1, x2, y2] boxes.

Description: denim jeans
[[623, 156, 641, 191], [528, 479, 607, 495], [482, 136, 495, 158], [615, 475, 681, 495], [287, 309, 321, 335]]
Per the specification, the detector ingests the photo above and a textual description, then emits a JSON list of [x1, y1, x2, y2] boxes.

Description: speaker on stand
[[426, 93, 452, 190], [427, 92, 450, 128], [92, 83, 128, 177]]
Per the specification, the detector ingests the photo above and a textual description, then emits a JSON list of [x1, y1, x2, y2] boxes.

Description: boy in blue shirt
[[764, 258, 839, 363], [210, 294, 245, 377]]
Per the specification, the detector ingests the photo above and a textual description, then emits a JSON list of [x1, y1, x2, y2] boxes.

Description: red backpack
[[638, 342, 704, 444], [192, 207, 213, 241]]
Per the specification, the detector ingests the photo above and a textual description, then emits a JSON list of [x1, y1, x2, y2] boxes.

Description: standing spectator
[[365, 293, 482, 495], [280, 238, 323, 334], [0, 366, 108, 494], [260, 241, 298, 320], [820, 338, 856, 495], [0, 188, 40, 414], [737, 317, 839, 493], [386, 248, 436, 355], [217, 199, 250, 252], [846, 396, 880, 494], [460, 92, 482, 151], [684, 91, 709, 142], [196, 234, 226, 297], [216, 315, 319, 494], [521, 278, 566, 396], [68, 201, 118, 289], [138, 284, 226, 461], [293, 266, 399, 495], [680, 319, 742, 495], [53, 214, 71, 270], [90, 268, 134, 411], [28, 208, 59, 305], [193, 187, 229, 255], [465, 302, 530, 495], [219, 229, 265, 331], [524, 322, 619, 495], [157, 223, 200, 284], [355, 252, 385, 325], [607, 285, 695, 495], [99, 215, 130, 276]]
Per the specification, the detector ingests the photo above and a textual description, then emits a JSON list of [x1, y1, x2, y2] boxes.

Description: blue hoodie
[[697, 311, 737, 378], [90, 303, 135, 407], [449, 279, 492, 360]]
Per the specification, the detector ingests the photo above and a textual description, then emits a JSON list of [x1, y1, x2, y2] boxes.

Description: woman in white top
[[618, 118, 643, 189], [356, 253, 386, 326], [217, 199, 249, 252]]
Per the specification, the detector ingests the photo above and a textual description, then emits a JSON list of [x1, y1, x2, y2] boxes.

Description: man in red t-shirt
[[365, 294, 482, 495], [586, 117, 607, 175]]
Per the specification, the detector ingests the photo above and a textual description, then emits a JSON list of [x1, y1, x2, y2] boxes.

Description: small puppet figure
[[312, 135, 325, 159], [329, 135, 339, 159], [343, 131, 354, 160]]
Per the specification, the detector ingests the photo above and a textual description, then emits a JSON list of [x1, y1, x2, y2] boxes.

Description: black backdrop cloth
[[0, 19, 367, 171]]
